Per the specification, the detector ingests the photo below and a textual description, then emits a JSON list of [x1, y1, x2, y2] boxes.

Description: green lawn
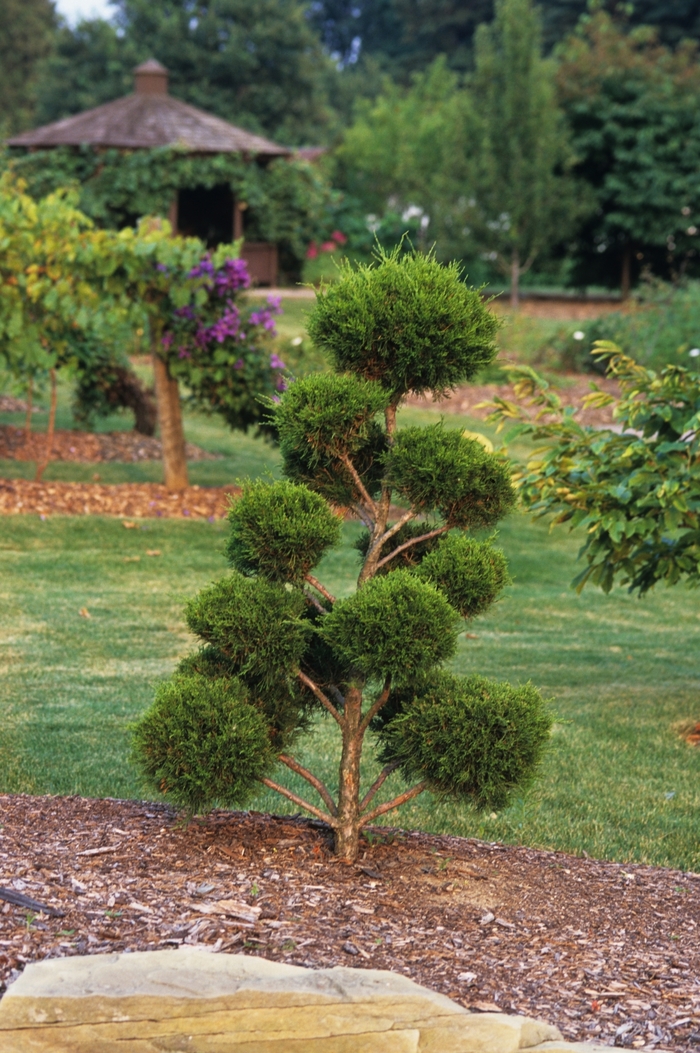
[[1, 490, 698, 871], [1, 298, 698, 871]]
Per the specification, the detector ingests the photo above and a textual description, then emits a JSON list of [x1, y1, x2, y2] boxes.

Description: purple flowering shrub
[[163, 253, 286, 434]]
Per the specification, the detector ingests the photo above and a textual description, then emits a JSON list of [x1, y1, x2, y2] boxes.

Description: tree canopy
[[36, 0, 337, 145], [557, 12, 700, 293], [0, 0, 56, 135]]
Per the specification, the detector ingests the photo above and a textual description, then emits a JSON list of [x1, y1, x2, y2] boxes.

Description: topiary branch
[[359, 676, 392, 735], [297, 670, 344, 726], [370, 509, 416, 559], [261, 778, 337, 826], [278, 753, 338, 817], [376, 525, 451, 572], [339, 453, 378, 516], [304, 590, 328, 615], [304, 574, 336, 605], [359, 781, 429, 826], [359, 761, 401, 812]]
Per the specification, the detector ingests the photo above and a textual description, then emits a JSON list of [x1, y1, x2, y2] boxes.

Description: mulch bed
[[408, 375, 621, 428], [0, 479, 238, 519], [0, 426, 219, 464], [0, 795, 697, 1050]]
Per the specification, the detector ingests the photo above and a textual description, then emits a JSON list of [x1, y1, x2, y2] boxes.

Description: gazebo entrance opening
[[177, 184, 234, 247]]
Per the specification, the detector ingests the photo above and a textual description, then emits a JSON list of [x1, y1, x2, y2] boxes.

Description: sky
[[54, 0, 114, 24]]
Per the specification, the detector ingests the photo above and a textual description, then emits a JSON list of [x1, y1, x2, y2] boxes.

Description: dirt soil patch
[[407, 375, 621, 429], [0, 795, 697, 1050], [0, 426, 219, 464], [0, 479, 238, 519]]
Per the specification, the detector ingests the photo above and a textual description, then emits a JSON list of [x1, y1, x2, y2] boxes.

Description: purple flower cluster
[[188, 255, 250, 295], [162, 255, 287, 395]]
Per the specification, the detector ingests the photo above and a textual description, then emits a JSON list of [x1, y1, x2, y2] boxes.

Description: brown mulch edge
[[0, 426, 219, 464], [0, 479, 239, 519], [407, 375, 621, 428], [0, 795, 697, 1050]]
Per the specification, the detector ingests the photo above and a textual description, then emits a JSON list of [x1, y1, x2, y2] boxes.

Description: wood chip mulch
[[1, 795, 697, 1050], [0, 479, 239, 519], [0, 426, 219, 464], [408, 376, 622, 429]]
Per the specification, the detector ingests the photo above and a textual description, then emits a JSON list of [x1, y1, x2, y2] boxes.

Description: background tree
[[132, 247, 552, 861], [334, 58, 475, 260], [466, 0, 583, 304], [36, 0, 336, 144], [557, 11, 700, 295], [488, 345, 700, 594], [0, 0, 56, 135]]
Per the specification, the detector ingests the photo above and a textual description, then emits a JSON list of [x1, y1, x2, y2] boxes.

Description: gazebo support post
[[152, 351, 189, 492]]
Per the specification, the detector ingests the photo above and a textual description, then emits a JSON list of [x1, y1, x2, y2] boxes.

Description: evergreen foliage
[[185, 575, 308, 684], [321, 570, 459, 682], [226, 480, 342, 584], [385, 425, 516, 528], [132, 246, 551, 860], [307, 247, 498, 397], [416, 534, 511, 618], [379, 673, 553, 810], [0, 0, 56, 135], [131, 675, 274, 813]]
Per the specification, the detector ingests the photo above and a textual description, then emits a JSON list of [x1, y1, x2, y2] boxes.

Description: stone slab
[[0, 948, 601, 1053]]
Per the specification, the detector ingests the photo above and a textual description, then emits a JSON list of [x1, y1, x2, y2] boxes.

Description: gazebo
[[8, 60, 291, 285]]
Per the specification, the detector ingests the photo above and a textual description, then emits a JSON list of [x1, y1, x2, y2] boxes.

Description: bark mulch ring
[[0, 796, 697, 1050], [407, 375, 621, 429], [0, 426, 220, 464], [0, 479, 239, 519]]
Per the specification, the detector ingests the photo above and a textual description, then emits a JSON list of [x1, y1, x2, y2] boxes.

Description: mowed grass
[[1, 498, 699, 872], [1, 295, 699, 871]]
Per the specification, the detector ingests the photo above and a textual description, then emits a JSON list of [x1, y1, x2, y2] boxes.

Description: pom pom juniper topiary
[[132, 245, 552, 860]]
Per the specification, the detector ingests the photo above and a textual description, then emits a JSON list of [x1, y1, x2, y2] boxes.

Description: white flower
[[291, 336, 303, 346], [689, 348, 700, 358], [573, 330, 585, 341]]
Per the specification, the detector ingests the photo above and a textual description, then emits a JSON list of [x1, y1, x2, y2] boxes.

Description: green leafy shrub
[[320, 571, 459, 682], [133, 245, 550, 860]]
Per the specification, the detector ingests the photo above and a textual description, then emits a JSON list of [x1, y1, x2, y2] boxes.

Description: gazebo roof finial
[[134, 59, 169, 96]]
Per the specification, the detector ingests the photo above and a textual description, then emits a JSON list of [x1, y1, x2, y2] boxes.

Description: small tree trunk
[[621, 244, 631, 300], [510, 249, 520, 308], [152, 352, 189, 492], [35, 368, 56, 483], [334, 687, 363, 861], [24, 376, 33, 440]]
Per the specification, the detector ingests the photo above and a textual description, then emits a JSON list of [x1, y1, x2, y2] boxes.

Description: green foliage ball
[[131, 674, 274, 814], [274, 371, 390, 462], [385, 425, 516, 529], [185, 573, 307, 689], [274, 372, 389, 505], [306, 247, 499, 399], [176, 647, 309, 750], [226, 479, 341, 585], [417, 534, 511, 618], [380, 673, 553, 810], [320, 569, 459, 682]]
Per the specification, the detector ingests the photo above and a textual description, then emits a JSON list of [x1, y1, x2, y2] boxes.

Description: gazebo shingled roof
[[7, 60, 290, 159]]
